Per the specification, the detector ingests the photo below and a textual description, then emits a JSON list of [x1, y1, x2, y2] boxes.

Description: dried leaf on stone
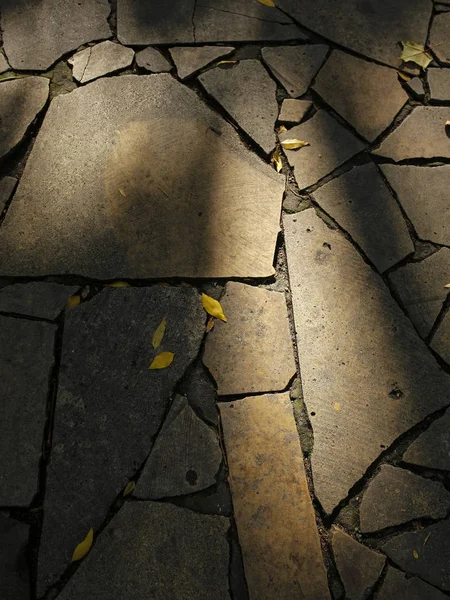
[[413, 549, 419, 559], [119, 186, 127, 197], [271, 147, 283, 173], [399, 41, 433, 70], [72, 528, 93, 561], [149, 351, 174, 370], [445, 283, 450, 288], [216, 60, 237, 66], [334, 402, 341, 411], [201, 293, 227, 322], [152, 316, 167, 349], [281, 139, 310, 150], [446, 121, 450, 127], [257, 0, 276, 6], [206, 317, 215, 333], [66, 295, 81, 308], [123, 481, 136, 496], [107, 281, 130, 288], [424, 532, 431, 547], [278, 125, 287, 133]]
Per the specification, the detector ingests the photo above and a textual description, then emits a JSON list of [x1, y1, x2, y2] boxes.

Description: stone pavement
[[1, 1, 450, 599]]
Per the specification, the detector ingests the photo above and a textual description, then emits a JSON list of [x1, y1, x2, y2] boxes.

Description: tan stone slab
[[170, 46, 234, 79], [431, 12, 450, 64], [219, 393, 330, 600], [203, 282, 295, 395], [69, 41, 134, 84]]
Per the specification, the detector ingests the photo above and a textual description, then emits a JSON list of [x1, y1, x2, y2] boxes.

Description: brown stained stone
[[430, 12, 450, 64], [278, 99, 312, 124], [69, 41, 134, 84], [428, 69, 450, 101], [283, 209, 450, 514], [432, 311, 450, 365], [0, 282, 79, 319], [0, 516, 30, 600], [203, 282, 295, 396], [170, 46, 234, 79], [0, 176, 17, 211], [403, 408, 450, 471], [219, 393, 330, 600], [377, 567, 448, 600], [135, 47, 172, 72]]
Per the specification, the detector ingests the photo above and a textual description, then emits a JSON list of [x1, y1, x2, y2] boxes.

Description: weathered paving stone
[[219, 393, 330, 600], [377, 567, 448, 600], [313, 51, 408, 142], [405, 76, 425, 99], [261, 45, 328, 98], [0, 516, 30, 600], [135, 47, 172, 72], [69, 41, 134, 84], [199, 60, 278, 154], [313, 163, 413, 273], [278, 99, 311, 124], [57, 502, 231, 600], [332, 528, 385, 599], [432, 312, 450, 365], [0, 75, 283, 278], [403, 408, 450, 471], [37, 287, 205, 595], [170, 46, 234, 79], [284, 209, 450, 514], [0, 316, 55, 505], [0, 53, 9, 74], [184, 361, 218, 426], [430, 12, 450, 64], [0, 77, 49, 161], [203, 282, 295, 396], [0, 176, 17, 212], [428, 68, 450, 101], [50, 62, 77, 98], [0, 0, 111, 71], [134, 396, 222, 499], [0, 282, 79, 319], [279, 111, 366, 189]]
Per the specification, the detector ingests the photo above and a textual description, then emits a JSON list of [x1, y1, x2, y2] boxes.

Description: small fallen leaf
[[423, 532, 431, 547], [281, 139, 310, 150], [72, 529, 93, 562], [397, 70, 412, 81], [271, 147, 283, 172], [149, 351, 174, 370], [399, 41, 433, 70], [257, 0, 276, 5], [445, 283, 450, 288], [106, 281, 130, 288], [413, 549, 419, 559], [152, 316, 167, 349], [278, 125, 288, 133], [201, 293, 227, 322], [446, 121, 450, 127], [118, 186, 127, 197], [123, 481, 136, 496], [334, 402, 341, 411], [216, 60, 237, 66], [66, 295, 81, 308], [206, 317, 215, 333]]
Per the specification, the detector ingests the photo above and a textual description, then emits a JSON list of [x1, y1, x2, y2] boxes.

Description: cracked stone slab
[[0, 0, 111, 71], [37, 286, 205, 596], [313, 50, 408, 142], [313, 163, 413, 273], [184, 361, 218, 426], [203, 282, 295, 396], [170, 46, 234, 79], [0, 75, 283, 278], [431, 12, 450, 64], [0, 177, 17, 212], [432, 312, 450, 365], [69, 41, 134, 84], [0, 516, 30, 600], [219, 394, 330, 600], [332, 528, 385, 599], [403, 409, 450, 471], [279, 111, 366, 189], [0, 53, 10, 74], [262, 45, 328, 98], [284, 209, 450, 514], [135, 47, 172, 72], [0, 282, 79, 320], [378, 567, 448, 600], [199, 60, 278, 154], [57, 502, 231, 600], [428, 69, 450, 101], [0, 77, 49, 161], [278, 99, 311, 124], [0, 316, 55, 505]]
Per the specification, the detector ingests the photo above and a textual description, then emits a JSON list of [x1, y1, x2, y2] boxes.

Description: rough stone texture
[[37, 287, 205, 595], [0, 516, 30, 600], [278, 99, 311, 124], [381, 166, 450, 246], [50, 62, 77, 98], [406, 76, 425, 99], [0, 176, 17, 212], [388, 248, 450, 338], [382, 520, 450, 592], [0, 316, 55, 505], [0, 77, 49, 161], [430, 12, 450, 64], [313, 50, 408, 142], [428, 68, 450, 101], [0, 53, 9, 74], [313, 163, 413, 273], [170, 46, 234, 79], [284, 209, 450, 514], [375, 107, 450, 160], [134, 396, 222, 499], [199, 60, 278, 154], [135, 47, 172, 72], [219, 394, 330, 600], [184, 361, 218, 426], [279, 111, 366, 189], [69, 41, 134, 84], [0, 282, 79, 319], [332, 528, 385, 599], [262, 45, 328, 98], [0, 0, 111, 71], [432, 312, 450, 365], [0, 75, 283, 278], [57, 502, 231, 600], [203, 282, 295, 396], [377, 567, 448, 600], [403, 408, 450, 471]]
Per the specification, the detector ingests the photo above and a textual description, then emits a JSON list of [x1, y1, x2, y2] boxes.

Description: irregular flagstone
[[313, 163, 413, 273], [0, 0, 111, 71], [313, 50, 408, 142], [135, 47, 172, 72], [332, 528, 385, 599], [377, 567, 448, 600], [170, 46, 234, 79], [430, 12, 450, 64], [432, 312, 450, 365], [203, 282, 296, 396], [405, 77, 425, 99], [57, 502, 231, 600], [219, 394, 330, 600], [428, 68, 450, 101], [0, 53, 9, 74], [278, 99, 312, 124], [261, 45, 328, 98], [0, 282, 79, 319], [0, 516, 30, 600], [283, 209, 450, 514], [0, 77, 49, 161], [403, 408, 450, 471], [0, 316, 55, 505], [184, 361, 218, 426], [0, 176, 17, 212], [198, 60, 278, 154], [0, 75, 283, 278], [50, 62, 77, 98], [37, 287, 205, 596], [279, 111, 366, 189], [69, 41, 134, 84]]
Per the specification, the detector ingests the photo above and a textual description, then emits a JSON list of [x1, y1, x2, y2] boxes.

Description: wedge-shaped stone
[[69, 41, 134, 84], [377, 567, 448, 600], [0, 177, 16, 211], [431, 12, 450, 64], [0, 517, 30, 600], [135, 47, 172, 72], [284, 209, 450, 514], [432, 312, 450, 365], [406, 77, 425, 99], [170, 46, 234, 79], [404, 408, 450, 471], [278, 99, 311, 124], [0, 282, 79, 320], [184, 361, 218, 426], [219, 394, 330, 600]]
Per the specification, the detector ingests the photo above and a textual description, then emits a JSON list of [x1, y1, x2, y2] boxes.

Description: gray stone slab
[[428, 68, 450, 101], [262, 45, 328, 98], [432, 311, 450, 365], [0, 176, 17, 212], [199, 60, 278, 154], [69, 41, 134, 84], [313, 50, 408, 142], [284, 209, 450, 514], [0, 0, 111, 71], [313, 163, 413, 272], [332, 528, 385, 599], [382, 520, 450, 592], [0, 282, 79, 319], [57, 501, 231, 600], [135, 47, 172, 72], [184, 361, 218, 426], [0, 516, 30, 600], [0, 77, 49, 161], [405, 76, 425, 99], [0, 316, 55, 505], [403, 409, 450, 470], [377, 567, 448, 600], [0, 74, 283, 278], [388, 248, 450, 338], [431, 12, 450, 64], [37, 286, 205, 595], [0, 53, 9, 74], [279, 110, 366, 189], [170, 46, 234, 79], [278, 99, 311, 124]]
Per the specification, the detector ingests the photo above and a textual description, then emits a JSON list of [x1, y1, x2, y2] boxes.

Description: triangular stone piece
[[403, 408, 450, 471], [170, 46, 234, 79]]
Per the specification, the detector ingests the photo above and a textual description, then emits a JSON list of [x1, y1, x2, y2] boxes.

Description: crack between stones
[[195, 3, 295, 26], [191, 0, 197, 43], [78, 46, 92, 85]]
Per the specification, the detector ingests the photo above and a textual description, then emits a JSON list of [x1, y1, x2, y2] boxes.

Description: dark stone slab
[[0, 282, 79, 319], [135, 47, 172, 72], [403, 408, 450, 471], [170, 46, 234, 79], [377, 567, 448, 600], [0, 516, 30, 600], [431, 311, 450, 365], [184, 361, 218, 426], [0, 176, 17, 211]]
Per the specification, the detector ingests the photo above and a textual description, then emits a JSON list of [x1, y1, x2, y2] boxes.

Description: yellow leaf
[[271, 147, 283, 173], [107, 281, 130, 288], [149, 351, 174, 370], [206, 317, 215, 333], [278, 125, 287, 133], [281, 139, 310, 150], [123, 481, 136, 496], [66, 295, 81, 308], [397, 70, 411, 81], [423, 532, 431, 547], [446, 121, 450, 127], [334, 402, 341, 411], [201, 293, 227, 322], [152, 316, 167, 349], [399, 41, 432, 70], [257, 0, 276, 5], [216, 60, 237, 66], [118, 186, 127, 197], [72, 529, 93, 562], [413, 550, 419, 559], [445, 283, 450, 288]]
